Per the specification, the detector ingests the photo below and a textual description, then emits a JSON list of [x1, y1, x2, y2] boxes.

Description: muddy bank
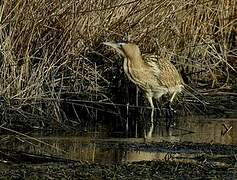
[[1, 160, 236, 179]]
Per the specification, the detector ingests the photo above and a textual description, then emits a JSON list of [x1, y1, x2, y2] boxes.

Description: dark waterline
[[1, 116, 237, 164]]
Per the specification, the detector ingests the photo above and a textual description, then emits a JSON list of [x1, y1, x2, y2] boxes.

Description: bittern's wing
[[143, 54, 161, 77], [143, 54, 183, 88]]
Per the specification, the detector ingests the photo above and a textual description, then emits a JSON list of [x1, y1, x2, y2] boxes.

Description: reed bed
[[0, 0, 236, 124]]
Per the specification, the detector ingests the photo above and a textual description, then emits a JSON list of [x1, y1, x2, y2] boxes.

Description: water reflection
[[165, 117, 236, 144], [1, 116, 237, 164]]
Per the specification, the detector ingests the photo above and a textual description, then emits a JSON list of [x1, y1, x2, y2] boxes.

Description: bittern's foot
[[147, 129, 153, 139], [156, 107, 162, 119], [164, 102, 176, 127], [164, 102, 176, 118], [143, 124, 153, 140]]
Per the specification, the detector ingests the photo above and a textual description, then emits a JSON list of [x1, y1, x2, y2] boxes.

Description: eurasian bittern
[[103, 42, 183, 138]]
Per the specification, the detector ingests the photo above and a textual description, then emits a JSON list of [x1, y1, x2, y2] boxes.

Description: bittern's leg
[[147, 96, 154, 138], [165, 92, 177, 126], [170, 92, 177, 103]]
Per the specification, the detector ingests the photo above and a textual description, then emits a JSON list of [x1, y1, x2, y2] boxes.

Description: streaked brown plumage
[[103, 42, 183, 138]]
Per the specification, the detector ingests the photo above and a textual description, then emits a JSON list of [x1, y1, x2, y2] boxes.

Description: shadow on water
[[1, 115, 237, 164]]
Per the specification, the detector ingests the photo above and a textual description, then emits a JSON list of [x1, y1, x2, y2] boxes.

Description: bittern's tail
[[180, 83, 209, 113], [182, 83, 208, 104]]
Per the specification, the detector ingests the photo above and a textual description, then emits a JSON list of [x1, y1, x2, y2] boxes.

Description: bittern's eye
[[117, 43, 125, 48]]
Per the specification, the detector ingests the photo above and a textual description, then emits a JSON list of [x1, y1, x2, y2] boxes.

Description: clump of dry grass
[[0, 0, 236, 124]]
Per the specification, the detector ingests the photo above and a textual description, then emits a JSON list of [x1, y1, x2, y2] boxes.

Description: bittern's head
[[103, 42, 141, 60]]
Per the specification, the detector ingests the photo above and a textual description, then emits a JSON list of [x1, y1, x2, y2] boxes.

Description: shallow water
[[1, 116, 237, 164]]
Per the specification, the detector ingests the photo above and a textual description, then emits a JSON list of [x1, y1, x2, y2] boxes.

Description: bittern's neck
[[123, 55, 145, 83], [125, 50, 143, 63], [126, 54, 144, 66], [123, 57, 135, 84]]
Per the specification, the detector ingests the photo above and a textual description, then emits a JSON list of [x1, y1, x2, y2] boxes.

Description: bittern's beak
[[103, 42, 125, 56]]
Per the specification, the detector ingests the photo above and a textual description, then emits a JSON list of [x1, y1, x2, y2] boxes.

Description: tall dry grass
[[0, 0, 236, 123]]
